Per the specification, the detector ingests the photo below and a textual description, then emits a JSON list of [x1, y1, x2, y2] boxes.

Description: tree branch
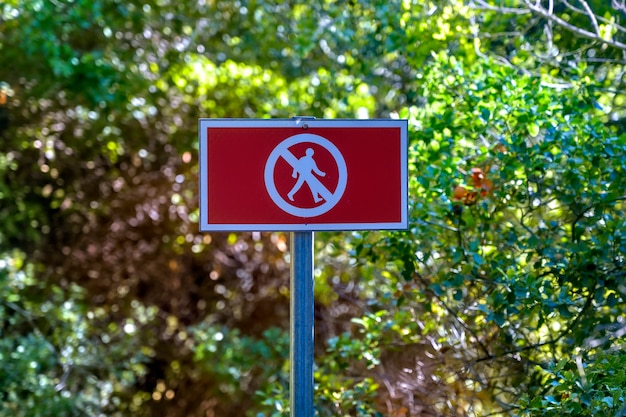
[[521, 0, 626, 51], [613, 0, 626, 14], [562, 0, 626, 34], [576, 0, 601, 37], [414, 273, 492, 358], [469, 0, 531, 15], [474, 284, 596, 364], [571, 196, 626, 242]]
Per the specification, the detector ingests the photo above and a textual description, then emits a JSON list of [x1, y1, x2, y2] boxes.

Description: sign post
[[198, 117, 408, 417], [290, 231, 314, 416]]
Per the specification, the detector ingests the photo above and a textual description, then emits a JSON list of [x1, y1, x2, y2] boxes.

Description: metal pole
[[290, 231, 315, 417]]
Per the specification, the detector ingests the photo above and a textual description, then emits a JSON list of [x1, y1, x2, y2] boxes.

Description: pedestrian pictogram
[[264, 133, 347, 218], [288, 148, 325, 203]]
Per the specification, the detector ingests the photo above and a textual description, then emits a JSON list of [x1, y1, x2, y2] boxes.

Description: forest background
[[1, 0, 625, 416]]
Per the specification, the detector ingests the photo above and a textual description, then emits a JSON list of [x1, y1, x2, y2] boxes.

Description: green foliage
[[520, 351, 626, 417], [0, 252, 153, 416], [192, 323, 289, 416], [192, 322, 383, 416], [1, 0, 626, 416], [348, 52, 626, 413]]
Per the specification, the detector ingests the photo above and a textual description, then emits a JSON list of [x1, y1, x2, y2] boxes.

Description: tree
[[468, 0, 626, 131], [354, 52, 626, 415]]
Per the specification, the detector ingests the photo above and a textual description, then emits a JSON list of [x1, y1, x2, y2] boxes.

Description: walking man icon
[[287, 148, 327, 203]]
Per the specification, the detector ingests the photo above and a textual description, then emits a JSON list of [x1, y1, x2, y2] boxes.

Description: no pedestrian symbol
[[264, 134, 347, 218], [198, 118, 408, 231]]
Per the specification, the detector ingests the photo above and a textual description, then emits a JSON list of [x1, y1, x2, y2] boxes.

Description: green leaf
[[528, 123, 540, 137]]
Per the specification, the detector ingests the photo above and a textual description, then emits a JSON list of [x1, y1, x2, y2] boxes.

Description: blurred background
[[1, 1, 625, 416]]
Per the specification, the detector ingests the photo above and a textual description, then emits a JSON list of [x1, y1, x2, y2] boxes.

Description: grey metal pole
[[290, 231, 315, 417]]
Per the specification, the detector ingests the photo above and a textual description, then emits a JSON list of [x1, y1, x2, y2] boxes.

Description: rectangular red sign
[[199, 118, 408, 231]]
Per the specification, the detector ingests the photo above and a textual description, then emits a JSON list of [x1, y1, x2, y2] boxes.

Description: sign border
[[198, 118, 408, 232]]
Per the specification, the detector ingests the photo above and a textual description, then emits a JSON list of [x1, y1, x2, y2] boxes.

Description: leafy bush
[[520, 351, 626, 417], [0, 252, 153, 416]]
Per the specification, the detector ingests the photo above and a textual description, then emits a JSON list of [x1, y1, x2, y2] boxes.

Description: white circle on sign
[[264, 133, 347, 218]]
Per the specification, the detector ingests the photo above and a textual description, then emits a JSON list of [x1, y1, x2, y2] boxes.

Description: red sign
[[199, 119, 407, 231]]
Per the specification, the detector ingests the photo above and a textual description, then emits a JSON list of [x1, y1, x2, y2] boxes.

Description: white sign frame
[[198, 118, 408, 232]]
